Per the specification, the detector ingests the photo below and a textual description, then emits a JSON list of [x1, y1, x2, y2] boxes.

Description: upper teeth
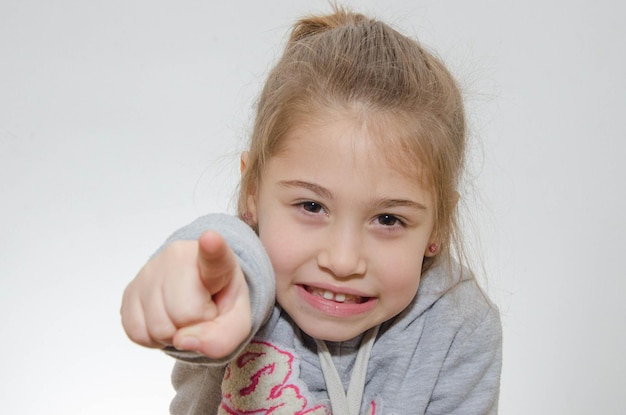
[[321, 290, 347, 303]]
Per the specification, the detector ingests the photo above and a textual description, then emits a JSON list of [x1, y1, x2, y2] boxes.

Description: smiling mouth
[[305, 286, 369, 304]]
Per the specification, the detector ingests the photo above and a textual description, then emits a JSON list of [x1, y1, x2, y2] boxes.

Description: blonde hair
[[238, 7, 466, 272]]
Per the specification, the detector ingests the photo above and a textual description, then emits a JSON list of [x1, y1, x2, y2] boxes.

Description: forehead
[[276, 110, 428, 186]]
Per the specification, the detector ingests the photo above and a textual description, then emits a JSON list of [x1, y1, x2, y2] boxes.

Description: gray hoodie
[[161, 214, 502, 414]]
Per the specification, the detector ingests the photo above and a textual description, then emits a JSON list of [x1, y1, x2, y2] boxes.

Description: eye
[[299, 201, 324, 214], [376, 214, 403, 227]]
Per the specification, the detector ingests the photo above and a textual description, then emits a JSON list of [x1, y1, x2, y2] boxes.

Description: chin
[[296, 319, 372, 343]]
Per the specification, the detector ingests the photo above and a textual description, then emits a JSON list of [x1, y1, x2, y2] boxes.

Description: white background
[[2, 0, 625, 413]]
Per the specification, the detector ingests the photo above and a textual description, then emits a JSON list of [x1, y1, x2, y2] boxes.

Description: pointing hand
[[121, 231, 251, 359]]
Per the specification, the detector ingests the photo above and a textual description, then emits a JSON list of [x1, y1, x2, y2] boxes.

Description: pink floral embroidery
[[219, 340, 328, 415], [368, 400, 376, 415]]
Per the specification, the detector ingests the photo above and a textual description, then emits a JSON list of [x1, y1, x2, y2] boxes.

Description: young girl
[[121, 7, 502, 415]]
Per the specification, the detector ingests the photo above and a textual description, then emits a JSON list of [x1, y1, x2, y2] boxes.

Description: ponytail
[[288, 6, 369, 45]]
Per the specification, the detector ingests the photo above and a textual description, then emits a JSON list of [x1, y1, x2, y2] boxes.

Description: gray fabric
[[315, 325, 380, 415], [162, 214, 502, 414]]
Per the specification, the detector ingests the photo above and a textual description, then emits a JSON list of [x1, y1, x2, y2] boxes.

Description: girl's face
[[247, 115, 436, 342]]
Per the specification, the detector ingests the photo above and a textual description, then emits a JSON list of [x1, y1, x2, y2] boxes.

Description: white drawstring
[[315, 325, 379, 415]]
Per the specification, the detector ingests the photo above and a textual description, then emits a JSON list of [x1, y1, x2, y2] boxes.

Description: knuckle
[[121, 309, 150, 346], [163, 240, 197, 262], [123, 321, 151, 346], [172, 306, 197, 326], [147, 321, 176, 343], [171, 300, 212, 327]]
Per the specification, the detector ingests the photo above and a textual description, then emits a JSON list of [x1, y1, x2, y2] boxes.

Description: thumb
[[197, 231, 239, 295]]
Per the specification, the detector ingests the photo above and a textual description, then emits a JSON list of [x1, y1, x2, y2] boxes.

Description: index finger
[[197, 231, 239, 295]]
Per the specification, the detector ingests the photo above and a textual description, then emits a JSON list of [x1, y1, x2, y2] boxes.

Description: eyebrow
[[279, 180, 334, 199], [374, 199, 428, 211], [278, 180, 427, 211]]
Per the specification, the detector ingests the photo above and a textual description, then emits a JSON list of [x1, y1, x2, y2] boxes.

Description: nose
[[316, 223, 367, 278]]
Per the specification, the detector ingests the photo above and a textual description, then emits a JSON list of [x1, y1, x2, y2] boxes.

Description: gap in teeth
[[315, 288, 349, 303]]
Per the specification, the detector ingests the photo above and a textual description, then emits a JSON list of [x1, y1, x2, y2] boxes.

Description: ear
[[247, 192, 258, 225], [240, 151, 249, 175], [240, 151, 258, 224], [423, 226, 438, 257], [452, 191, 460, 207], [423, 191, 459, 257], [423, 241, 438, 257]]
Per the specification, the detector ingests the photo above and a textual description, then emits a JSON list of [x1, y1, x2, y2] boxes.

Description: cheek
[[258, 219, 304, 279], [260, 228, 304, 309], [384, 264, 422, 293], [375, 248, 424, 301]]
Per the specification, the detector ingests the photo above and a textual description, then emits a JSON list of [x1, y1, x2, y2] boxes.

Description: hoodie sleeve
[[159, 213, 276, 365]]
